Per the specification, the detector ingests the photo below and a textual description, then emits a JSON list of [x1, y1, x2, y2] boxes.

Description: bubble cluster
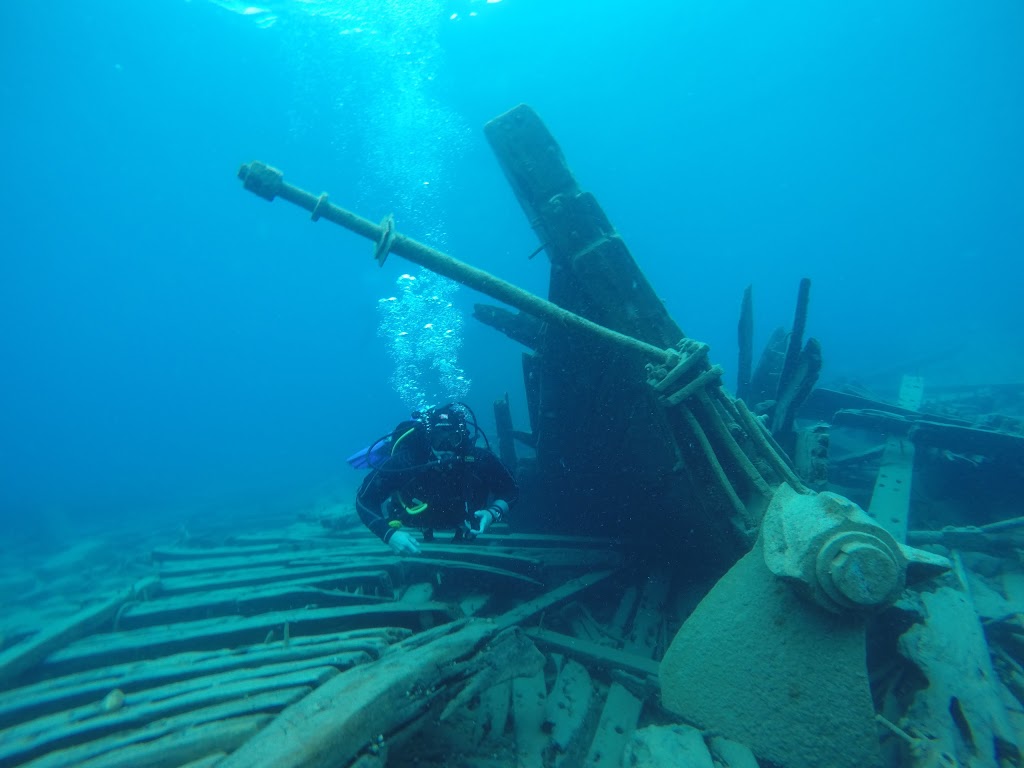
[[215, 0, 472, 410], [378, 271, 470, 412]]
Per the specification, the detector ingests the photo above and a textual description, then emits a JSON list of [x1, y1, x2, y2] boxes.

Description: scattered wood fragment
[[494, 570, 617, 631], [513, 669, 548, 768], [0, 577, 158, 689], [218, 620, 544, 768], [39, 603, 453, 678], [896, 573, 1021, 767], [2, 668, 334, 766], [584, 575, 668, 767], [0, 630, 396, 729], [544, 658, 594, 767], [20, 706, 279, 768], [524, 628, 659, 680], [151, 544, 283, 561]]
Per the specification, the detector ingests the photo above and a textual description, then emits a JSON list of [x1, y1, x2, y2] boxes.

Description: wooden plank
[[16, 698, 285, 768], [524, 628, 659, 679], [544, 659, 594, 767], [233, 531, 620, 550], [833, 408, 1024, 458], [157, 563, 391, 596], [71, 718, 255, 768], [0, 578, 157, 689], [801, 387, 970, 426], [157, 557, 542, 597], [494, 570, 617, 631], [217, 621, 543, 768], [3, 656, 361, 736], [154, 548, 375, 576], [295, 544, 618, 572], [866, 435, 915, 542], [495, 548, 622, 570], [585, 576, 670, 767], [513, 670, 548, 768], [119, 574, 393, 629], [900, 573, 1021, 764], [0, 630, 404, 729], [469, 680, 511, 746], [585, 686, 638, 767], [291, 549, 544, 576], [867, 375, 923, 542], [38, 603, 453, 678], [2, 668, 336, 764], [155, 544, 545, 577], [151, 544, 283, 561]]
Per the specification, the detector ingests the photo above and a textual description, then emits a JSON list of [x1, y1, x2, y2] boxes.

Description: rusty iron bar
[[237, 161, 676, 366]]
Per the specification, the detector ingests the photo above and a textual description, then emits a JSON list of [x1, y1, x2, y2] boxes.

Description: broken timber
[[0, 577, 158, 691], [866, 374, 923, 542], [218, 620, 545, 768], [0, 525, 629, 768]]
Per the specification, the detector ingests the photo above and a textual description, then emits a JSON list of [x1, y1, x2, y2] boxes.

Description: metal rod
[[237, 161, 674, 365]]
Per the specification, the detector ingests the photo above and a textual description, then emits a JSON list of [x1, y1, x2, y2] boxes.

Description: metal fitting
[[815, 531, 903, 611]]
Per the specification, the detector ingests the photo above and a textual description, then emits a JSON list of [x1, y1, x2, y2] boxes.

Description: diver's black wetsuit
[[356, 442, 518, 545]]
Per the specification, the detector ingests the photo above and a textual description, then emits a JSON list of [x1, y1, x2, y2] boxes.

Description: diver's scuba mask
[[424, 405, 470, 459]]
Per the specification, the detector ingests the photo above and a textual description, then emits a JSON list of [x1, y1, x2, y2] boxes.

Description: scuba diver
[[353, 403, 518, 555]]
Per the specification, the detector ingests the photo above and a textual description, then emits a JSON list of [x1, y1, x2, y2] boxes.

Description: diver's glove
[[473, 500, 509, 535], [386, 530, 422, 555]]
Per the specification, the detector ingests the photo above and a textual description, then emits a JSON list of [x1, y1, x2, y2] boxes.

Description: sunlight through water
[[208, 0, 473, 412]]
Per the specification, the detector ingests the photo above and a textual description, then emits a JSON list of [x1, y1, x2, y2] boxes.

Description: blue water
[[2, 0, 1022, 543]]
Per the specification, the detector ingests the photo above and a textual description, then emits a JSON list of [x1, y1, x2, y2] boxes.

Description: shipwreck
[[2, 104, 1024, 768]]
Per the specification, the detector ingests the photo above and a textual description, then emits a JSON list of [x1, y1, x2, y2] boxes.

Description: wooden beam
[[866, 375, 923, 542], [0, 629, 403, 730], [585, 575, 670, 766], [0, 577, 158, 689], [524, 627, 659, 679], [1, 669, 333, 766], [217, 621, 544, 768], [494, 570, 618, 631], [39, 603, 454, 678]]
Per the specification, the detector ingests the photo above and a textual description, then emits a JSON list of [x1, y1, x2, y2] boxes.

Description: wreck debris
[[623, 724, 716, 768], [232, 103, 1024, 768], [583, 575, 669, 767], [0, 577, 158, 690], [6, 100, 1020, 768], [513, 667, 549, 768], [907, 516, 1024, 554], [543, 658, 594, 767], [218, 620, 544, 768], [0, 525, 630, 767], [865, 374, 924, 542], [889, 575, 1021, 767]]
